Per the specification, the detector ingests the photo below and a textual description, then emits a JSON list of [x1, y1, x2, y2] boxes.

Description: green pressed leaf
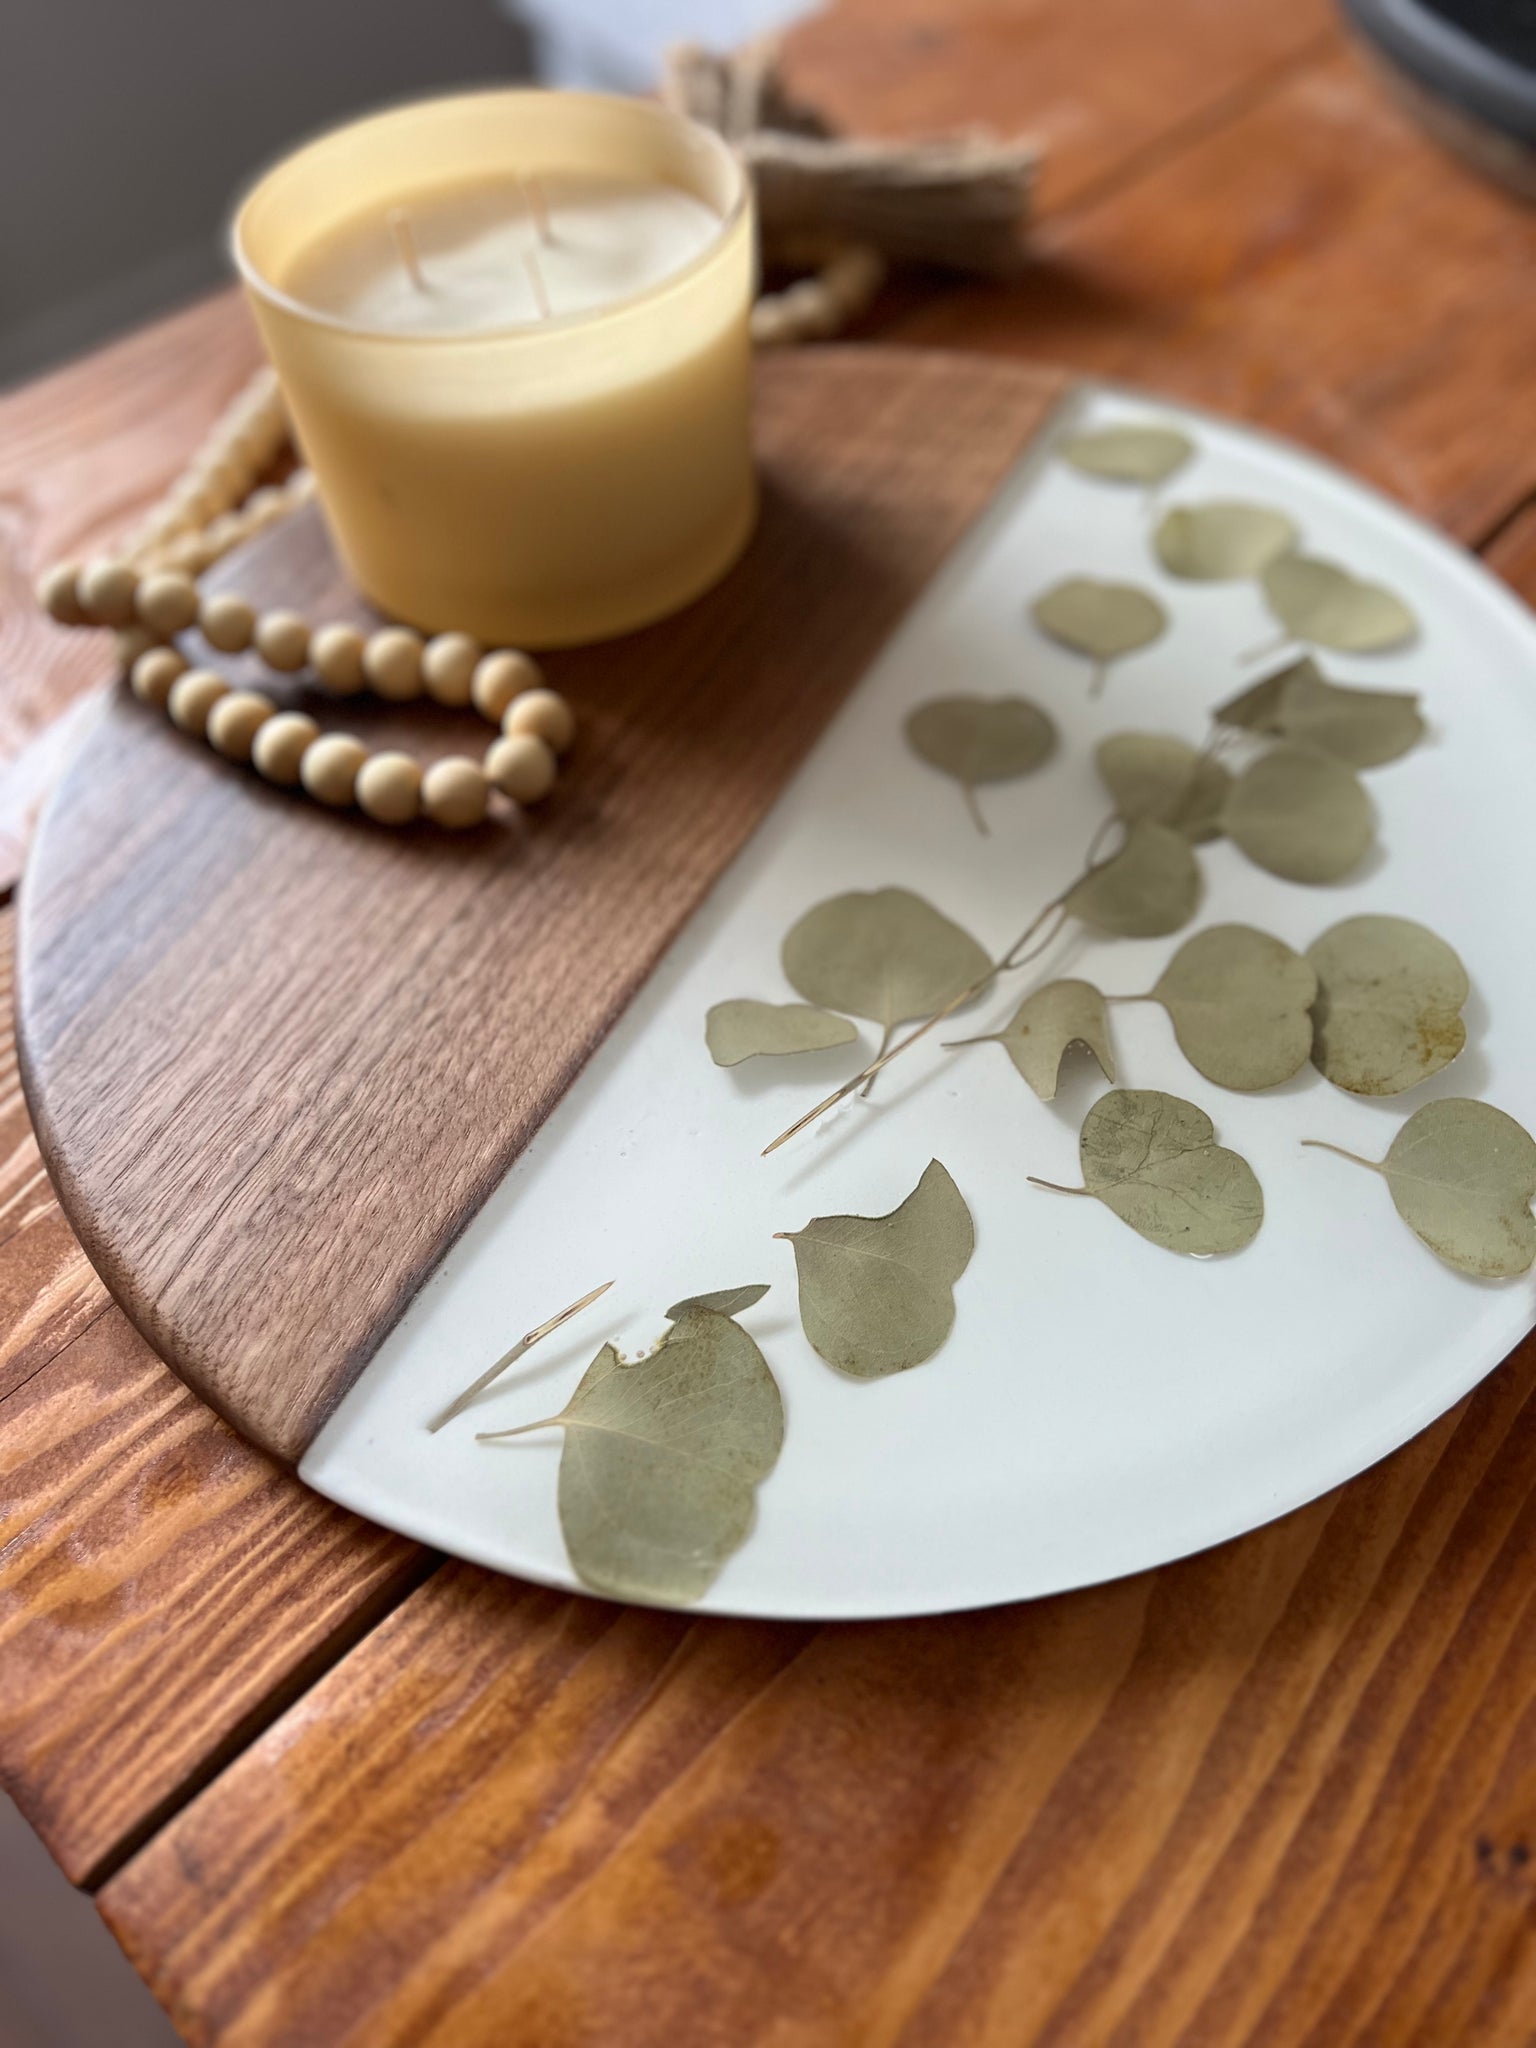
[[953, 979, 1115, 1101], [1030, 577, 1167, 691], [1261, 554, 1418, 652], [1036, 1089, 1263, 1255], [905, 694, 1057, 832], [781, 887, 990, 1036], [482, 1309, 784, 1605], [1150, 925, 1318, 1091], [1275, 670, 1425, 768], [1058, 422, 1194, 483], [1153, 501, 1299, 580], [1213, 657, 1317, 733], [1308, 914, 1469, 1096], [1066, 821, 1202, 937], [706, 999, 857, 1067], [1096, 732, 1232, 843], [1306, 1100, 1536, 1279], [779, 1159, 974, 1378], [664, 1285, 770, 1320], [1220, 745, 1375, 883]]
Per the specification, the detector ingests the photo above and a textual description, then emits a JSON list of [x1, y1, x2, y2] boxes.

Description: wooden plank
[[876, 46, 1536, 541], [781, 0, 1335, 212], [0, 294, 262, 892], [98, 1332, 1536, 2046], [15, 350, 1070, 1464]]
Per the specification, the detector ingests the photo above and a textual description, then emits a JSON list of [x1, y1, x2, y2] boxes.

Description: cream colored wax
[[235, 93, 756, 646]]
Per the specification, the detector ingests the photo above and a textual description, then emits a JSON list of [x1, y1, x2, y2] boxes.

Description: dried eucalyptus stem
[[426, 1279, 615, 1432]]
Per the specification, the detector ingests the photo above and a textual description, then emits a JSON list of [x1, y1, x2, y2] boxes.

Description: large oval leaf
[[1151, 925, 1318, 1091], [1153, 501, 1298, 580], [1066, 821, 1202, 937], [480, 1308, 785, 1605], [1058, 422, 1193, 483], [1038, 1089, 1263, 1256], [781, 887, 990, 1033], [1261, 555, 1418, 652], [1308, 914, 1469, 1095], [1030, 577, 1167, 691], [779, 1159, 974, 1378], [905, 694, 1057, 832], [706, 999, 857, 1067], [1220, 746, 1374, 883], [1307, 1100, 1536, 1279], [1096, 732, 1231, 842], [952, 979, 1114, 1101]]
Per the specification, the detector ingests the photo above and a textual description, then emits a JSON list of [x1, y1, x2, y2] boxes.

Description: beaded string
[[35, 367, 577, 830]]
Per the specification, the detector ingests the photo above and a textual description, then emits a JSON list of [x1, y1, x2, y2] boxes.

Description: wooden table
[[4, 4, 1536, 2040]]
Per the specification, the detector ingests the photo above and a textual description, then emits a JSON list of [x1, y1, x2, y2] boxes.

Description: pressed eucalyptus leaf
[[1213, 657, 1320, 733], [1151, 925, 1318, 1091], [1220, 745, 1375, 883], [1035, 1089, 1263, 1255], [1276, 670, 1425, 769], [482, 1308, 784, 1605], [1306, 1100, 1536, 1278], [1308, 914, 1469, 1096], [1096, 732, 1232, 842], [1261, 554, 1418, 652], [782, 887, 990, 1036], [1030, 577, 1167, 691], [1059, 422, 1194, 484], [706, 999, 857, 1067], [664, 1285, 771, 1320], [953, 979, 1115, 1101], [1066, 820, 1202, 938], [779, 1159, 974, 1378], [1153, 501, 1299, 580], [905, 694, 1058, 831]]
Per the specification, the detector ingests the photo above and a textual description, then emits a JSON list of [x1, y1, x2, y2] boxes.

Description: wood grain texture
[[0, 294, 264, 892], [15, 349, 1070, 1465], [100, 1330, 1536, 2048]]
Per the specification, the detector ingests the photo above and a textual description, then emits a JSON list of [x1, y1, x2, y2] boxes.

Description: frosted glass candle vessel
[[234, 91, 756, 646]]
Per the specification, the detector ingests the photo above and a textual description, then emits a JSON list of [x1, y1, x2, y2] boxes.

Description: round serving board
[[20, 349, 1536, 1620]]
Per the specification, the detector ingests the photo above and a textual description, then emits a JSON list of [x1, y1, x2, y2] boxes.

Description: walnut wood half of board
[[14, 349, 1070, 1465]]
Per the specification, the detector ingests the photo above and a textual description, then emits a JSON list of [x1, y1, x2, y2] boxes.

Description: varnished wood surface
[[4, 0, 1536, 2040], [15, 349, 1069, 1463]]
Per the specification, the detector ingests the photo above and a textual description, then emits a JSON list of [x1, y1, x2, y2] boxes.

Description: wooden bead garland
[[35, 365, 577, 829]]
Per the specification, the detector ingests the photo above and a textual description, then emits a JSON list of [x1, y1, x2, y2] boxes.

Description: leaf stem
[[1027, 1176, 1089, 1196], [861, 1022, 894, 1098], [1300, 1138, 1383, 1174], [962, 784, 989, 837], [426, 1279, 615, 1432], [762, 816, 1124, 1156], [1090, 659, 1108, 699], [1104, 992, 1160, 1006], [475, 1414, 567, 1442]]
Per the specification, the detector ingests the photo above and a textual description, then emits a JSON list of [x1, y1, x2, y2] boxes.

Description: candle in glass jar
[[234, 93, 756, 647]]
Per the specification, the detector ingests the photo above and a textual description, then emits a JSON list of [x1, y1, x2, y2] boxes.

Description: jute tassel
[[663, 41, 1037, 344]]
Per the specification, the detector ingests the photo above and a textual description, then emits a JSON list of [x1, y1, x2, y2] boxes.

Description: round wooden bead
[[356, 751, 423, 825], [421, 632, 481, 708], [252, 710, 320, 785], [503, 686, 576, 755], [200, 593, 256, 653], [206, 689, 277, 762], [134, 569, 200, 635], [300, 733, 368, 808], [130, 644, 189, 707], [485, 731, 557, 805], [254, 609, 311, 673], [37, 562, 86, 625], [310, 623, 367, 694], [363, 627, 424, 701], [168, 668, 231, 736], [78, 559, 139, 626], [115, 624, 158, 670], [471, 648, 543, 724], [421, 756, 490, 829]]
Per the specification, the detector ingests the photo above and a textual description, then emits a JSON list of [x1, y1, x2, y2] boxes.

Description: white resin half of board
[[304, 383, 1536, 1620]]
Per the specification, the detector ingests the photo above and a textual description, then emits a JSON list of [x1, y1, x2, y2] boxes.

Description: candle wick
[[520, 173, 555, 248], [522, 246, 553, 321], [388, 207, 430, 295]]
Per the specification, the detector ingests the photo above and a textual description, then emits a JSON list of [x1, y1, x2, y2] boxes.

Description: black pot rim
[[1340, 0, 1536, 142]]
